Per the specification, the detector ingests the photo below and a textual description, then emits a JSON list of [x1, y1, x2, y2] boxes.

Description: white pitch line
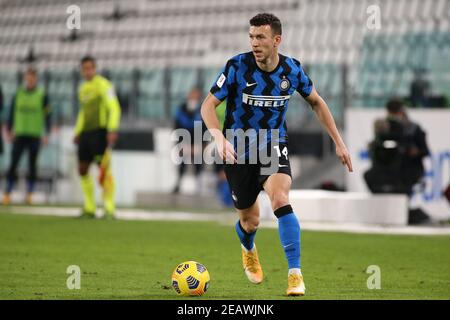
[[2, 205, 450, 236], [2, 206, 231, 222]]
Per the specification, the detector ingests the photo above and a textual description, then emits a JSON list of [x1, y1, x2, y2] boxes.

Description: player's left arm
[[103, 83, 121, 146], [7, 93, 17, 141], [305, 87, 353, 172], [42, 93, 51, 145]]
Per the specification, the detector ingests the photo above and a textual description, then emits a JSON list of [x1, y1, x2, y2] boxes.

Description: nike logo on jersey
[[279, 164, 288, 168], [246, 82, 257, 87]]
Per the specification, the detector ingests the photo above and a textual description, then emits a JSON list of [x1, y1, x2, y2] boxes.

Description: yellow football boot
[[241, 244, 264, 284], [286, 272, 306, 296]]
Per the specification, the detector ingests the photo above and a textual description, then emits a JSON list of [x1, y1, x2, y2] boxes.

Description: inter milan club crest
[[279, 77, 290, 91]]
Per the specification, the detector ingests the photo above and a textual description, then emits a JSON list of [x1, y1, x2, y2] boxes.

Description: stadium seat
[[0, 0, 449, 115]]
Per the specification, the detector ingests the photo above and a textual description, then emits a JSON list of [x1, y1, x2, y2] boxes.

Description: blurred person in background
[[410, 68, 431, 108], [0, 83, 3, 156], [400, 108, 430, 193], [172, 87, 205, 194], [3, 67, 51, 205], [364, 98, 430, 196], [74, 56, 121, 219]]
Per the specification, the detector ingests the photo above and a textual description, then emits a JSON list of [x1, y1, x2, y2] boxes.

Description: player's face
[[188, 88, 201, 102], [81, 61, 96, 81], [24, 72, 38, 90], [249, 25, 281, 63]]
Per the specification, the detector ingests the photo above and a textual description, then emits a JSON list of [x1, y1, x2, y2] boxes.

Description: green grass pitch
[[1, 212, 449, 299]]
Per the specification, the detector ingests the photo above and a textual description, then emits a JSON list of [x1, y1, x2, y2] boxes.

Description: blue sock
[[218, 180, 233, 207], [275, 205, 300, 269], [235, 220, 256, 251]]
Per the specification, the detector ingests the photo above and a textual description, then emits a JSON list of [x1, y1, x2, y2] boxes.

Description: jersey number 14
[[274, 145, 288, 160]]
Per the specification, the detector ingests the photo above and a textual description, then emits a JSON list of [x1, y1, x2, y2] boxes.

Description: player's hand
[[107, 132, 118, 147], [215, 135, 237, 164], [7, 131, 15, 142], [336, 144, 353, 172], [73, 135, 80, 145], [42, 135, 49, 146]]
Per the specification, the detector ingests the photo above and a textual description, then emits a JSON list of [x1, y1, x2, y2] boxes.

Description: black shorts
[[78, 129, 107, 163], [224, 142, 292, 210]]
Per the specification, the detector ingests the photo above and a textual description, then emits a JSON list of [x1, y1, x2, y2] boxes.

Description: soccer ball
[[171, 261, 210, 296]]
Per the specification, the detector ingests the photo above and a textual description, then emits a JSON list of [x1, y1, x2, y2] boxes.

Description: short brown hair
[[80, 55, 96, 66], [386, 98, 404, 114], [249, 13, 282, 35], [25, 66, 37, 76]]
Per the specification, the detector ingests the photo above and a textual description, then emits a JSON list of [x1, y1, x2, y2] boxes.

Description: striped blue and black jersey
[[210, 51, 313, 156]]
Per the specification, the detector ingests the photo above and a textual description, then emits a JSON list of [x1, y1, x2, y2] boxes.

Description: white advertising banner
[[345, 109, 450, 220]]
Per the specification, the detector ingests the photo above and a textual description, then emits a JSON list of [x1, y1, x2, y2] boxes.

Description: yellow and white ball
[[171, 261, 210, 296]]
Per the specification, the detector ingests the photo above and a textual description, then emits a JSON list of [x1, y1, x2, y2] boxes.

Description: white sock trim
[[288, 268, 301, 276], [241, 243, 255, 253]]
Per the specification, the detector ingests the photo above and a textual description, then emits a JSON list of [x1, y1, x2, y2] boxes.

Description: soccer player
[[200, 13, 353, 296], [3, 67, 51, 205], [74, 56, 121, 219]]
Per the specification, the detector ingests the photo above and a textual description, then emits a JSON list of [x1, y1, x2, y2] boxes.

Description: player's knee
[[241, 216, 259, 233], [270, 192, 289, 211]]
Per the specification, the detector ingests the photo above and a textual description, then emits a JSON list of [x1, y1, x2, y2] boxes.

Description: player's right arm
[[201, 61, 237, 163], [200, 93, 236, 163]]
